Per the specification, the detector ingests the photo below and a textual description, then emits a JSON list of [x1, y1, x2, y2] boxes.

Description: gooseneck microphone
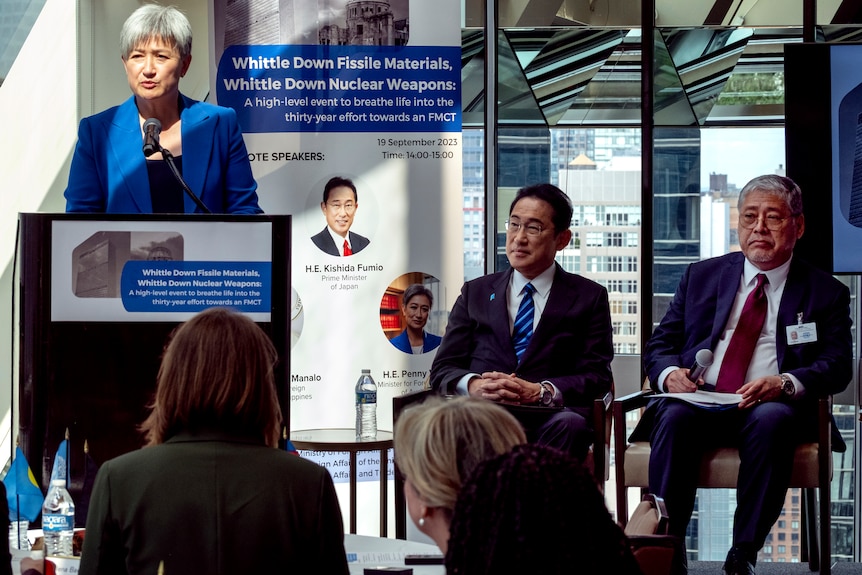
[[688, 349, 714, 382], [140, 117, 212, 213], [142, 118, 162, 157]]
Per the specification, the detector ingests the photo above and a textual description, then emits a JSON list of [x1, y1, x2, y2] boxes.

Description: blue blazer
[[65, 95, 262, 214], [389, 329, 443, 354], [636, 252, 853, 445], [429, 264, 614, 409]]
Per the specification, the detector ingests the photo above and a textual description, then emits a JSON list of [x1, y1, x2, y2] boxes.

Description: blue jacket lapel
[[178, 95, 212, 213], [111, 94, 213, 213], [111, 98, 151, 213]]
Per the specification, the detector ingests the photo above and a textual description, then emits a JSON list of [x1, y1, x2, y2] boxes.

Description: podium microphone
[[140, 117, 212, 214], [142, 118, 162, 157], [688, 349, 714, 382]]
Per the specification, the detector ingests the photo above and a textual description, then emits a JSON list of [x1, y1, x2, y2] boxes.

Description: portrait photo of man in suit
[[310, 176, 370, 257], [429, 183, 613, 461], [633, 174, 853, 575]]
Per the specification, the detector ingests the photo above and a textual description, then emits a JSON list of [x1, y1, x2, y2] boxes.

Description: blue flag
[[285, 439, 299, 455], [49, 439, 69, 485], [3, 447, 44, 521]]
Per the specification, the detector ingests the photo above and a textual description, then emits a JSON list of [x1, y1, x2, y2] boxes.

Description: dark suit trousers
[[516, 407, 592, 461], [648, 399, 802, 552]]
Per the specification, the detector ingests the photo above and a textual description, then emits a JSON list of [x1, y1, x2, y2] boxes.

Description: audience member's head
[[140, 307, 282, 448], [393, 397, 526, 551], [446, 443, 643, 575]]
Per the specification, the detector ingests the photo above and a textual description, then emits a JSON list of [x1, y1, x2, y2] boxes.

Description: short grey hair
[[120, 4, 193, 60], [402, 283, 433, 307], [738, 174, 804, 216]]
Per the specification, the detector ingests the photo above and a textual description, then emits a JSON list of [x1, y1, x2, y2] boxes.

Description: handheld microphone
[[688, 349, 714, 382], [142, 118, 162, 157]]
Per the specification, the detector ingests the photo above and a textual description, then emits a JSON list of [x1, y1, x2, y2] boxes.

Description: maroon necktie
[[343, 240, 352, 256], [715, 273, 768, 393]]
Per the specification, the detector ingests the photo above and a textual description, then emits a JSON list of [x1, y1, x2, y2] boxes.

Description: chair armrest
[[612, 390, 653, 451], [613, 390, 654, 525], [612, 390, 653, 450], [615, 389, 655, 411], [591, 388, 615, 489]]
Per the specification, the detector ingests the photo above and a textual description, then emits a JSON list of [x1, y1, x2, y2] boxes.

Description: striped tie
[[512, 283, 536, 361]]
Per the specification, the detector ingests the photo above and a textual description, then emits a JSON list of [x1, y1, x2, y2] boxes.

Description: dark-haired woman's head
[[446, 443, 642, 575], [141, 307, 282, 447]]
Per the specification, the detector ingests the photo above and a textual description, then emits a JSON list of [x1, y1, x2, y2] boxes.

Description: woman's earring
[[418, 517, 426, 527]]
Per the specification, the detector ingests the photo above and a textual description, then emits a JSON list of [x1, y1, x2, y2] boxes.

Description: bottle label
[[42, 514, 73, 532], [356, 391, 377, 404]]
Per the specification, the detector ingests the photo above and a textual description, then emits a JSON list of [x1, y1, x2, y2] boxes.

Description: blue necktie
[[512, 283, 536, 361]]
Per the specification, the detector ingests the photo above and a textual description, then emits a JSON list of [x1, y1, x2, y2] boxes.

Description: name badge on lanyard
[[787, 312, 817, 345]]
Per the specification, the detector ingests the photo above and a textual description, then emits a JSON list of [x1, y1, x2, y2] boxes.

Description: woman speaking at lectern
[[64, 4, 262, 214]]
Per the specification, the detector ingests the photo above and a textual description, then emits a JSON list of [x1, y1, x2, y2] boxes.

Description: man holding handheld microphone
[[630, 175, 852, 575]]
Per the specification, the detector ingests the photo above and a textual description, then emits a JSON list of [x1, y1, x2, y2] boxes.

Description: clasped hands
[[666, 368, 785, 409], [468, 371, 542, 404]]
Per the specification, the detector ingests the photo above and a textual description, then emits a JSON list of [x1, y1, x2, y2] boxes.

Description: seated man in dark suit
[[634, 174, 853, 575], [429, 183, 613, 460], [310, 176, 370, 256]]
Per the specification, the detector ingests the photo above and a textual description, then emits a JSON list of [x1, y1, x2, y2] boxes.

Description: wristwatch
[[538, 382, 554, 406], [780, 374, 795, 397]]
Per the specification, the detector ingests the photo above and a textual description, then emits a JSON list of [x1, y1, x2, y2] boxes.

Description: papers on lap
[[649, 390, 742, 410]]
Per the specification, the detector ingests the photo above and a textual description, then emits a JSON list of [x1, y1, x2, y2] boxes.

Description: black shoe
[[723, 547, 755, 575]]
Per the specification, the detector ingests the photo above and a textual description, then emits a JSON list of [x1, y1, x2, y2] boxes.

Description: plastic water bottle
[[8, 519, 29, 550], [355, 369, 377, 440], [42, 479, 75, 557]]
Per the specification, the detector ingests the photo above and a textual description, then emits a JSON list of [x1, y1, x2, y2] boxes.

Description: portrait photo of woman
[[381, 274, 444, 355]]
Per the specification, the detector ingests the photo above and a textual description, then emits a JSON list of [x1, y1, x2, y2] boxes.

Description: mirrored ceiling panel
[[461, 8, 862, 128], [464, 0, 862, 28], [498, 31, 548, 124], [705, 28, 797, 125], [512, 29, 629, 125], [461, 29, 486, 126]]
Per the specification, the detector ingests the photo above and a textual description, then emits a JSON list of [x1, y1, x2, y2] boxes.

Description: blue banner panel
[[217, 45, 460, 133], [121, 261, 272, 313]]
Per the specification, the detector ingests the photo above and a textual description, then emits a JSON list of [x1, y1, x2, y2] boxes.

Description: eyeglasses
[[326, 202, 356, 213], [739, 212, 797, 231], [505, 219, 545, 236]]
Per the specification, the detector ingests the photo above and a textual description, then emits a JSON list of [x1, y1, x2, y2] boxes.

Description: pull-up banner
[[209, 1, 462, 450]]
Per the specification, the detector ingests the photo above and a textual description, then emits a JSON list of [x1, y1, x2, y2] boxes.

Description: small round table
[[290, 428, 394, 536]]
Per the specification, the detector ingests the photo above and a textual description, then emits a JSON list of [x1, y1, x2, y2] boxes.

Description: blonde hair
[[394, 397, 526, 518]]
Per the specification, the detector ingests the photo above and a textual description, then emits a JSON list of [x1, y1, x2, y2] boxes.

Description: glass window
[[462, 18, 859, 567]]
